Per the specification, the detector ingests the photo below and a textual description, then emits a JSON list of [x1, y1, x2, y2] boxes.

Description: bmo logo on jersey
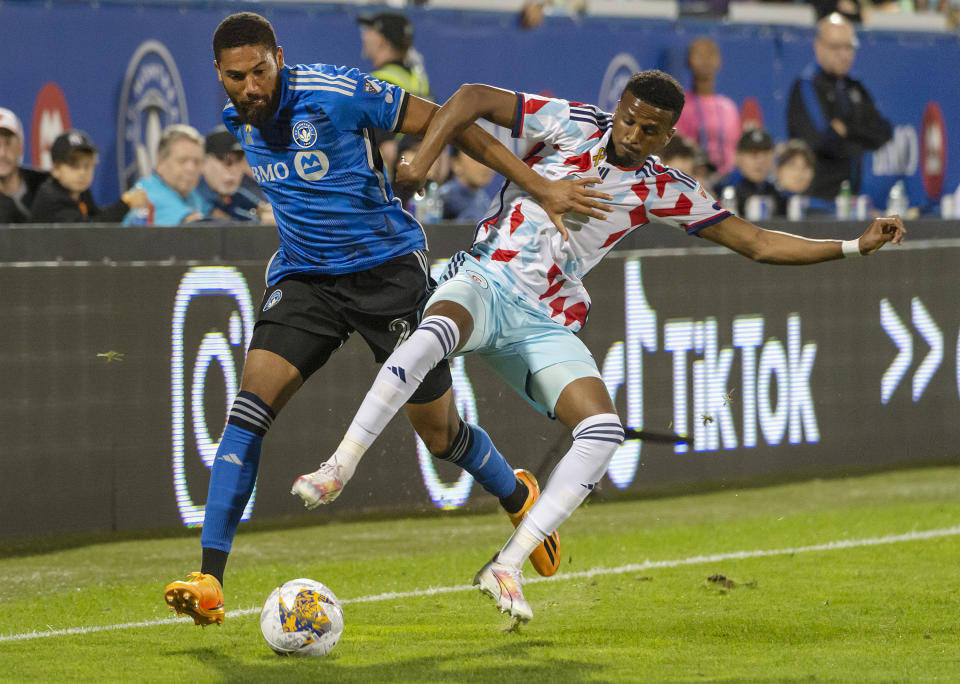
[[250, 151, 330, 184], [250, 162, 290, 184], [294, 150, 330, 181]]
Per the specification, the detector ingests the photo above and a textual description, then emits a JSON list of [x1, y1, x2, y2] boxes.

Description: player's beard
[[230, 79, 282, 127]]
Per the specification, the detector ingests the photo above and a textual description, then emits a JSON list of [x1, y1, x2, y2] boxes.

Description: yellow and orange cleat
[[164, 572, 225, 627], [509, 469, 561, 577]]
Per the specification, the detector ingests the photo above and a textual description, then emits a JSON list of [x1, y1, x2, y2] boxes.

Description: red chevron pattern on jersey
[[468, 91, 730, 333]]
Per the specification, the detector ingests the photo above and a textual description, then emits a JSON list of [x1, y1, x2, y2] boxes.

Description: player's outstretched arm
[[396, 86, 612, 238], [698, 214, 906, 264]]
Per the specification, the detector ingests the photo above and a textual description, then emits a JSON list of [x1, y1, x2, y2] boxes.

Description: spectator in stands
[[787, 13, 892, 200], [775, 139, 816, 198], [197, 126, 274, 224], [439, 148, 494, 221], [809, 0, 863, 23], [125, 124, 211, 226], [0, 107, 49, 223], [30, 130, 150, 223], [358, 12, 431, 170], [717, 128, 780, 217], [658, 134, 715, 191], [773, 138, 838, 217], [674, 37, 741, 177]]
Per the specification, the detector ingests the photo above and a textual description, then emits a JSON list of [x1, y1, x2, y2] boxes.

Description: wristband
[[841, 239, 861, 258]]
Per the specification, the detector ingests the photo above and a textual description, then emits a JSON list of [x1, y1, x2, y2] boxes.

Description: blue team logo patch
[[292, 120, 318, 148], [263, 289, 283, 312], [363, 78, 383, 94]]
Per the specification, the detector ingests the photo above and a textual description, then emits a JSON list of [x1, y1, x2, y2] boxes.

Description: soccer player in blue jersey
[[162, 11, 609, 627]]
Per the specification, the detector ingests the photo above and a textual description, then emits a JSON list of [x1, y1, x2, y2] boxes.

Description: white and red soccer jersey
[[469, 92, 731, 333]]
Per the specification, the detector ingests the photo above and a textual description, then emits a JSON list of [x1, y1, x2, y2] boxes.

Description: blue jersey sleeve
[[289, 64, 407, 134]]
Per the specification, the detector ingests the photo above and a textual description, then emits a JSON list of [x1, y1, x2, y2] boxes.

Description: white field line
[[2, 524, 958, 643]]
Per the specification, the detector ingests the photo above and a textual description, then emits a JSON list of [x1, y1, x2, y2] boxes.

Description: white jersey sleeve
[[510, 93, 612, 163], [637, 157, 731, 234]]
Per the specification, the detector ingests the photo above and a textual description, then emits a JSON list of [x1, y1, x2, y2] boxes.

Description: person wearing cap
[[717, 128, 780, 218], [197, 126, 273, 223], [124, 124, 212, 226], [30, 130, 151, 223], [357, 12, 430, 99], [787, 13, 891, 200], [0, 107, 50, 223], [357, 12, 431, 170]]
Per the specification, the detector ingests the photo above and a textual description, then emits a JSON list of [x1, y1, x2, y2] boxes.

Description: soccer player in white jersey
[[293, 70, 905, 622]]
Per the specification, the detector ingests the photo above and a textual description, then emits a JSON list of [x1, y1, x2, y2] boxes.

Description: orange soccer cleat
[[508, 469, 561, 577], [164, 572, 225, 627]]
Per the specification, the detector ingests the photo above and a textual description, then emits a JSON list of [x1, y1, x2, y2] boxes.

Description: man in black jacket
[[787, 13, 892, 200], [29, 130, 149, 223], [0, 107, 49, 223]]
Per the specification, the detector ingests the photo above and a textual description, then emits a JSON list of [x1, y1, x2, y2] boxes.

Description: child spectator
[[30, 130, 150, 223], [717, 128, 779, 217]]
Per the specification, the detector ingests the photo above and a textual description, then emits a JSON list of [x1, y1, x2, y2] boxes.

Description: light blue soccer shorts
[[425, 252, 601, 417]]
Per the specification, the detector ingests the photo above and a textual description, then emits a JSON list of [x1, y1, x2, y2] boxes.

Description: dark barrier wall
[[1, 2, 958, 212], [2, 223, 959, 539]]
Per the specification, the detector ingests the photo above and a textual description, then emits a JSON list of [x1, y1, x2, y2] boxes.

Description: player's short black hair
[[623, 70, 685, 125], [213, 12, 278, 61]]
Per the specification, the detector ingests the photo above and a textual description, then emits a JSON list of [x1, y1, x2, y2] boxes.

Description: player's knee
[[422, 428, 455, 458], [226, 390, 276, 436], [572, 413, 624, 475]]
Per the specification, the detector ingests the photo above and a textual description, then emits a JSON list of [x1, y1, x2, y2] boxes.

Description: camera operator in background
[[358, 12, 431, 171]]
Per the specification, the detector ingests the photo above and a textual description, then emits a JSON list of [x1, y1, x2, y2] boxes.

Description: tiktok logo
[[600, 258, 820, 489]]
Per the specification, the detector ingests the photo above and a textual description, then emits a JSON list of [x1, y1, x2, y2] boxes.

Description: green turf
[[2, 467, 959, 683]]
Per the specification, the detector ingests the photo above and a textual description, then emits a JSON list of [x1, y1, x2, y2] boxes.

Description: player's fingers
[[574, 177, 613, 200], [577, 198, 613, 214], [575, 202, 612, 220], [551, 215, 570, 241]]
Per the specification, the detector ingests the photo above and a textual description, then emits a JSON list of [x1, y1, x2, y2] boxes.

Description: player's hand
[[393, 156, 427, 197], [857, 214, 906, 255], [536, 176, 613, 241]]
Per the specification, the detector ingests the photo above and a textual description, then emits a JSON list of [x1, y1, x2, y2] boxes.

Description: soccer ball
[[260, 578, 344, 656]]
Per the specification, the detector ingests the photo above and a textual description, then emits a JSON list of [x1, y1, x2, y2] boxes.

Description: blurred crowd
[[1, 7, 955, 227]]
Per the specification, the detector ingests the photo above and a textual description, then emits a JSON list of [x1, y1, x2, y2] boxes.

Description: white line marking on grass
[[2, 524, 958, 643]]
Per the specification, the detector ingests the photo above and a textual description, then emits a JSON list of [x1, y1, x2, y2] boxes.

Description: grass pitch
[[2, 466, 959, 683]]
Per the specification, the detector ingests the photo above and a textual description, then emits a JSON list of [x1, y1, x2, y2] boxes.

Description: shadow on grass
[[164, 640, 609, 684]]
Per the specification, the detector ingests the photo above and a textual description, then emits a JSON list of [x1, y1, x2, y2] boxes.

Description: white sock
[[499, 413, 624, 566], [329, 316, 460, 481], [497, 521, 543, 569]]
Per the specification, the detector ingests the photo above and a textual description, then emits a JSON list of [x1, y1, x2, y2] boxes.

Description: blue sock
[[200, 391, 274, 554], [444, 423, 517, 499]]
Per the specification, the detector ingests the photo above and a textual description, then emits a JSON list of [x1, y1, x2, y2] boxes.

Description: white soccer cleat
[[291, 461, 345, 509], [473, 556, 533, 623]]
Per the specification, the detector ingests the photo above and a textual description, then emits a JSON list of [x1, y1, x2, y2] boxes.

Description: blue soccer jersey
[[223, 63, 425, 284]]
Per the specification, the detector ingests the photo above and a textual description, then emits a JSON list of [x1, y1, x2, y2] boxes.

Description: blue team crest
[[598, 53, 641, 114], [116, 40, 188, 193], [292, 120, 318, 148], [263, 289, 283, 312]]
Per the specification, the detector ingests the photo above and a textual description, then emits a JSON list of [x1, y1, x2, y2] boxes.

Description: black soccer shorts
[[249, 251, 452, 404]]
